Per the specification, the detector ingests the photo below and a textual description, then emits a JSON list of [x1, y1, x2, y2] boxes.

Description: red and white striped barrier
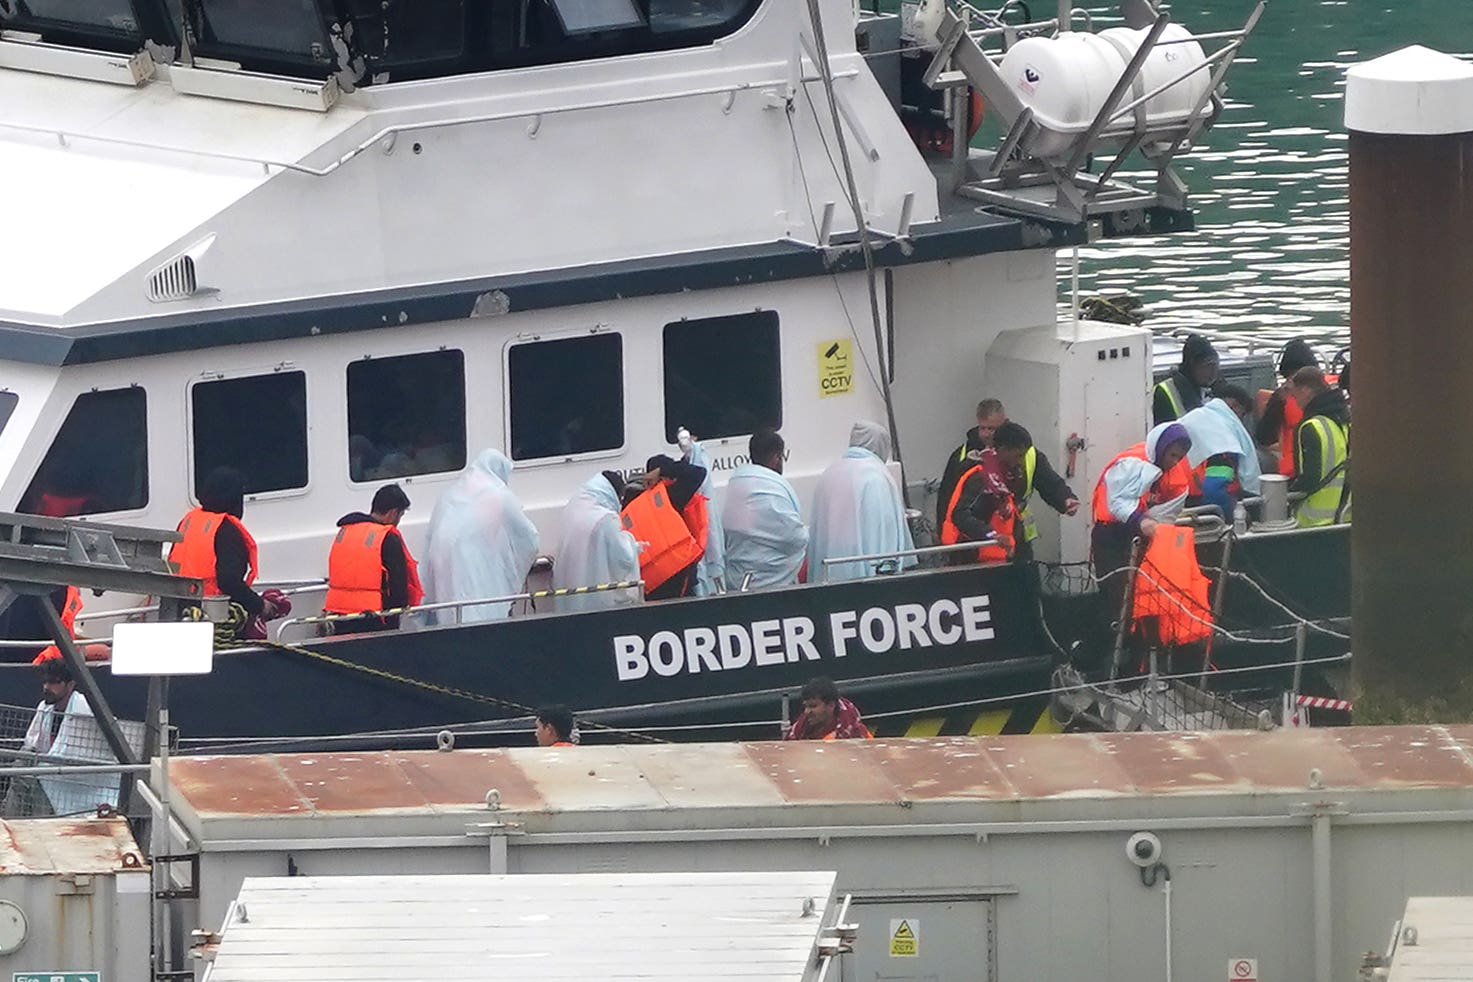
[[1295, 694, 1353, 712]]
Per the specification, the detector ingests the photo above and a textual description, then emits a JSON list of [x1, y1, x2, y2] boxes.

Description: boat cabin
[[0, 0, 1251, 610]]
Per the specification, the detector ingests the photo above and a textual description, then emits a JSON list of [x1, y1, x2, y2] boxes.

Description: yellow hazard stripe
[[904, 717, 946, 737], [968, 711, 1011, 736]]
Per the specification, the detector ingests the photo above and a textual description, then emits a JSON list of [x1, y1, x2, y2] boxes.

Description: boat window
[[0, 392, 15, 439], [507, 333, 623, 461], [191, 371, 308, 496], [347, 350, 467, 482], [186, 0, 337, 76], [0, 0, 176, 52], [18, 387, 149, 517], [663, 311, 781, 442]]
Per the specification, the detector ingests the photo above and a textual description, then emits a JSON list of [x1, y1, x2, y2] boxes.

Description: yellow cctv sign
[[818, 339, 854, 397], [888, 919, 918, 957]]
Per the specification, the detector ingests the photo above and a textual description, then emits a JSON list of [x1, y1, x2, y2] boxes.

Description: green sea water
[[1058, 1, 1473, 351]]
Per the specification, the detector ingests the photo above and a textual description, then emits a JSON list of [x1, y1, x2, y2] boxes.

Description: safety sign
[[1229, 957, 1258, 981], [818, 339, 854, 398], [888, 918, 919, 957]]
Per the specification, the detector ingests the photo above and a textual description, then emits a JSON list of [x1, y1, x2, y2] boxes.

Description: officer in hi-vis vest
[[324, 484, 424, 633]]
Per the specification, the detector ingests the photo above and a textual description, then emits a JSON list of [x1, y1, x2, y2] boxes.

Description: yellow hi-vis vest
[[1296, 416, 1350, 528], [1016, 447, 1040, 543]]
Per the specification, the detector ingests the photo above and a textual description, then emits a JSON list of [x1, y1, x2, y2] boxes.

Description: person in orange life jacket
[[1152, 334, 1220, 425], [535, 705, 578, 747], [325, 484, 423, 634], [169, 467, 290, 636], [623, 453, 709, 601], [1091, 422, 1193, 618], [941, 445, 1016, 564], [1255, 339, 1318, 477], [784, 676, 873, 740], [936, 398, 1006, 528], [0, 587, 74, 664]]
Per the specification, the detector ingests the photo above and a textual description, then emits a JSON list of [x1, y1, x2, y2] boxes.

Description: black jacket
[[1289, 388, 1351, 495], [645, 456, 708, 513], [942, 432, 1072, 532], [334, 512, 410, 610], [214, 520, 264, 617], [936, 427, 988, 527]]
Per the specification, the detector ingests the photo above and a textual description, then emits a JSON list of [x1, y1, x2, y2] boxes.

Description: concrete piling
[[1346, 46, 1473, 720]]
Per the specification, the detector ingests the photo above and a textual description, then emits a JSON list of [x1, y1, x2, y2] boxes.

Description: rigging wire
[[801, 0, 912, 505]]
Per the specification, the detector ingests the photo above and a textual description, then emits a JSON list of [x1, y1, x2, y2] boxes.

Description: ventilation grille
[[147, 255, 198, 303]]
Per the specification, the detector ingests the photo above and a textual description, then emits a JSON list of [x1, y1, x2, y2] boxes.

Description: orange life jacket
[[31, 586, 82, 664], [324, 522, 425, 615], [35, 493, 91, 518], [939, 464, 1015, 562], [620, 483, 706, 594], [1257, 389, 1304, 478], [168, 508, 258, 597], [1132, 524, 1212, 645], [1091, 444, 1193, 525]]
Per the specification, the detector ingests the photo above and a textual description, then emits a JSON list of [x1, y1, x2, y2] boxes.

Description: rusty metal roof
[[164, 727, 1473, 840], [0, 817, 146, 874]]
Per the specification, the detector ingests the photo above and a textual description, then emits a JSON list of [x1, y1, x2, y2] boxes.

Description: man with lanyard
[[324, 483, 424, 633], [1287, 367, 1351, 526], [621, 453, 709, 601]]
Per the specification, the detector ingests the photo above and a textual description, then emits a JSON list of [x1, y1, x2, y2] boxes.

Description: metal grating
[[0, 701, 145, 818]]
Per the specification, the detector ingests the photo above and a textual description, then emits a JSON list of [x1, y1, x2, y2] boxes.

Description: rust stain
[[171, 754, 312, 816], [1095, 732, 1251, 794], [981, 733, 1135, 799], [165, 727, 1473, 822], [0, 818, 143, 874], [868, 738, 1015, 800], [393, 750, 545, 811], [1330, 725, 1473, 787], [741, 740, 901, 805], [275, 752, 429, 812]]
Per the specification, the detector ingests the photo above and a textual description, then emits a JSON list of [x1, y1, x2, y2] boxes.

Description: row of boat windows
[[12, 310, 783, 517], [2, 0, 762, 84]]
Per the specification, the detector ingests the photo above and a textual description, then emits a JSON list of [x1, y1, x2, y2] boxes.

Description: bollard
[[1346, 46, 1473, 720]]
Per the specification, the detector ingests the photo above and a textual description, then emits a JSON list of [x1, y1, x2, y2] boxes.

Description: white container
[[997, 23, 1211, 159]]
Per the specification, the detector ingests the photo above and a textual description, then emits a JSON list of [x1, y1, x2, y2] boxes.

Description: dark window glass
[[347, 350, 467, 482], [5, 0, 137, 32], [663, 311, 781, 442], [19, 387, 148, 517], [190, 0, 336, 73], [347, 0, 465, 74], [0, 0, 178, 51], [192, 372, 308, 496], [508, 334, 623, 461], [0, 392, 16, 438]]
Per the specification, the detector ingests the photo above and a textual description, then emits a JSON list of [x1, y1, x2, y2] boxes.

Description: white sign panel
[[110, 621, 215, 676]]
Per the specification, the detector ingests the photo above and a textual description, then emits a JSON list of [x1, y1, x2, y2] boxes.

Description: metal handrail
[[0, 70, 858, 178], [275, 579, 644, 634], [819, 538, 996, 567], [72, 579, 327, 626]]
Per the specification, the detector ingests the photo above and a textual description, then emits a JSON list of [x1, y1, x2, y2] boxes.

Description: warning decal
[[1229, 957, 1258, 981], [818, 339, 854, 398], [888, 918, 919, 957]]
